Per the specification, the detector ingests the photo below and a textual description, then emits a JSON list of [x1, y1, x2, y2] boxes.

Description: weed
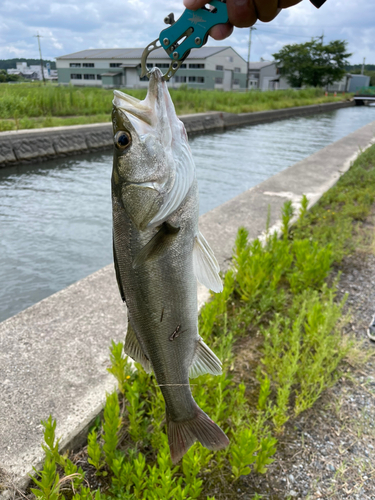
[[0, 84, 347, 130]]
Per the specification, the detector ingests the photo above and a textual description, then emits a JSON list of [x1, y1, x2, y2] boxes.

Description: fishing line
[[157, 383, 198, 387]]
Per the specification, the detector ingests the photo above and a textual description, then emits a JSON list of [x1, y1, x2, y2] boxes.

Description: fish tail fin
[[167, 406, 229, 464]]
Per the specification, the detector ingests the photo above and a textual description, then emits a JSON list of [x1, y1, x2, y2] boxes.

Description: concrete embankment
[[0, 100, 354, 168], [0, 119, 374, 496]]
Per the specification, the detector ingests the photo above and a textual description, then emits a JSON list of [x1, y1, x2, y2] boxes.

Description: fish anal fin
[[193, 232, 223, 293], [189, 338, 222, 379], [167, 405, 229, 464], [133, 222, 180, 269], [124, 323, 152, 374]]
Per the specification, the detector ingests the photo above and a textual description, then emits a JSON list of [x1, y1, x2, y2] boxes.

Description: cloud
[[0, 0, 373, 64]]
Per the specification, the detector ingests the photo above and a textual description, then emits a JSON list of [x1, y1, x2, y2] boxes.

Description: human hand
[[183, 0, 303, 40]]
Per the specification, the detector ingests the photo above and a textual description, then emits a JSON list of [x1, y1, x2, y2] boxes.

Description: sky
[[0, 0, 374, 65]]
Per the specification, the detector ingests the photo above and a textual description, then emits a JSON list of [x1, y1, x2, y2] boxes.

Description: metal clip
[[141, 0, 228, 81]]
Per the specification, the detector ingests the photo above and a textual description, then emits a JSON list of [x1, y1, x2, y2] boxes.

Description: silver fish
[[111, 68, 229, 463]]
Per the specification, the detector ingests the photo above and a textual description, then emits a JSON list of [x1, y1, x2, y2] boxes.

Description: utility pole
[[246, 27, 256, 92], [34, 32, 46, 85], [361, 57, 366, 75], [315, 31, 324, 44]]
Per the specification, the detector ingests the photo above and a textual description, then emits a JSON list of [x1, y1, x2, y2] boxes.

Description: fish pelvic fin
[[124, 322, 152, 374], [193, 232, 223, 293], [189, 338, 222, 379], [167, 405, 229, 464]]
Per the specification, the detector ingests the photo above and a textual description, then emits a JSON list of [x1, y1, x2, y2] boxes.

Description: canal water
[[1, 106, 374, 322]]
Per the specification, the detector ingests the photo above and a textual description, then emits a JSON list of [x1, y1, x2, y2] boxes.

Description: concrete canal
[[1, 105, 374, 323]]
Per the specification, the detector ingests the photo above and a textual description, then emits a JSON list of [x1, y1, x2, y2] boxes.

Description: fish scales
[[111, 68, 229, 463]]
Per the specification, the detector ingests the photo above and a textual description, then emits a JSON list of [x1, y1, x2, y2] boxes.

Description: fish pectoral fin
[[167, 404, 229, 464], [189, 338, 222, 379], [132, 222, 180, 269], [124, 322, 152, 374], [192, 232, 223, 293]]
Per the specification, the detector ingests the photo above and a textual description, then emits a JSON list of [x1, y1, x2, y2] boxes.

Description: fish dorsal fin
[[124, 322, 152, 374], [132, 222, 180, 269], [193, 232, 223, 293], [189, 338, 222, 379]]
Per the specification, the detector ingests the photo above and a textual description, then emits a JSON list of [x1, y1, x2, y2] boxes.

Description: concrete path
[[0, 120, 374, 494]]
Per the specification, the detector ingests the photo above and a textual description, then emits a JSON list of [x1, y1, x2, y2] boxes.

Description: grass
[[28, 144, 375, 500], [0, 83, 349, 131]]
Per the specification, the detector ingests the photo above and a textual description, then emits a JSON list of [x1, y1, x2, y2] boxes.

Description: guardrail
[[355, 86, 375, 96]]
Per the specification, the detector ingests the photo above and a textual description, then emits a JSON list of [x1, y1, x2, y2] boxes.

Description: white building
[[56, 47, 248, 90], [7, 62, 58, 81]]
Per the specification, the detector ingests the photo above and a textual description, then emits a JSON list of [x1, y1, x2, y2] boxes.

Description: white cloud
[[0, 0, 374, 64]]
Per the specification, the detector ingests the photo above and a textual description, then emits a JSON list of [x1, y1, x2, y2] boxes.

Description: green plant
[[30, 145, 375, 499], [102, 391, 121, 468]]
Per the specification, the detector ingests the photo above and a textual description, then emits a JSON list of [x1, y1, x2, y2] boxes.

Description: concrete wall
[[0, 100, 355, 169]]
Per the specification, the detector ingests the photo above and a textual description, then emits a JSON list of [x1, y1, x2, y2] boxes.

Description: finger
[[279, 0, 303, 7], [183, 0, 208, 9], [227, 0, 257, 28], [253, 0, 279, 22], [209, 22, 234, 40]]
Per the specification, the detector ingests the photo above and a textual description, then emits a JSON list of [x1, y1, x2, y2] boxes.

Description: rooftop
[[56, 46, 232, 61]]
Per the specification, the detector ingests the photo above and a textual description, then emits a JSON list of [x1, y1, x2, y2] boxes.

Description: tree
[[0, 69, 21, 83], [273, 39, 352, 88]]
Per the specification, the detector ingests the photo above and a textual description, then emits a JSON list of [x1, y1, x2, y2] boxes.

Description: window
[[84, 74, 95, 80], [146, 63, 153, 68], [97, 74, 102, 80], [83, 63, 94, 67], [70, 63, 81, 67], [70, 74, 82, 79], [175, 76, 186, 83], [180, 64, 187, 69], [189, 63, 205, 69], [215, 77, 223, 84], [234, 67, 241, 73], [155, 63, 170, 69], [216, 65, 223, 71], [226, 56, 233, 62], [110, 63, 121, 67], [233, 79, 240, 85], [189, 76, 205, 83]]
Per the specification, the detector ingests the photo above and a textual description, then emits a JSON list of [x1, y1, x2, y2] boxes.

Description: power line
[[255, 28, 316, 38]]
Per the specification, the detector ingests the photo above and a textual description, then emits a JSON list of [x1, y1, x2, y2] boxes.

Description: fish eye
[[114, 130, 131, 150]]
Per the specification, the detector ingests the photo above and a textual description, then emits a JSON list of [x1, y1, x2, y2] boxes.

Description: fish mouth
[[112, 68, 167, 132]]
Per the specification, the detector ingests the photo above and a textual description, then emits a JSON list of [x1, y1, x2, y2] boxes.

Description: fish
[[111, 67, 229, 464]]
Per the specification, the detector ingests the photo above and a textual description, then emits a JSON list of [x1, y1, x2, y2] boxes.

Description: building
[[248, 61, 290, 91], [327, 74, 371, 93], [56, 47, 247, 90], [7, 62, 58, 81]]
